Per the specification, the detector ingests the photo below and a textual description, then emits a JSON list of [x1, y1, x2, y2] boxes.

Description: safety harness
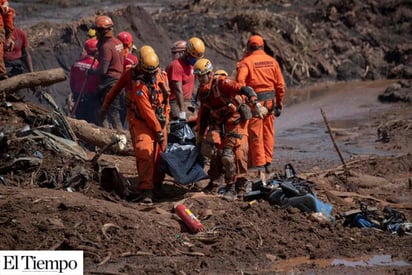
[[198, 77, 247, 140], [127, 67, 167, 129]]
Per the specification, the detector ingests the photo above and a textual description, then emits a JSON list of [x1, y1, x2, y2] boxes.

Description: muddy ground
[[1, 0, 412, 274]]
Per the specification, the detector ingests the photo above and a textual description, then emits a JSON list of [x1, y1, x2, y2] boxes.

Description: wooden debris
[[97, 252, 112, 266], [328, 190, 412, 209], [101, 223, 121, 240], [250, 221, 263, 248], [0, 68, 66, 93], [320, 108, 348, 177], [66, 117, 133, 155]]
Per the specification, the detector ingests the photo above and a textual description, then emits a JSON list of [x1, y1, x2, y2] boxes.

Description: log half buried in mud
[[0, 68, 66, 93], [66, 117, 134, 156]]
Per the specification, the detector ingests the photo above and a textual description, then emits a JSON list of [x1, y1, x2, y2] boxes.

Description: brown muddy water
[[264, 254, 410, 273], [274, 80, 400, 171]]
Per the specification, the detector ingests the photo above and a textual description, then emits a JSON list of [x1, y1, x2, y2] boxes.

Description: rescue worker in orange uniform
[[236, 35, 286, 173], [0, 0, 15, 80], [166, 37, 205, 121], [194, 58, 267, 201], [136, 45, 170, 113], [88, 15, 124, 130], [138, 45, 155, 60], [99, 52, 169, 204]]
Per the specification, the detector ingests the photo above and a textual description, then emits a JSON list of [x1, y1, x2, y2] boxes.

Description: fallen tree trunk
[[0, 68, 67, 93], [66, 117, 134, 156]]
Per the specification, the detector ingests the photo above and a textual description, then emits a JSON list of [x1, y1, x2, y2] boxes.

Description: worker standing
[[117, 31, 138, 69], [69, 38, 100, 124], [0, 0, 15, 80], [88, 15, 124, 129], [117, 31, 139, 127], [194, 58, 266, 201], [99, 52, 169, 204], [236, 34, 286, 173], [166, 37, 205, 121], [80, 28, 97, 57]]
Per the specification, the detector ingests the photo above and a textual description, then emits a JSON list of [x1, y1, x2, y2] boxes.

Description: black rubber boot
[[223, 184, 236, 201]]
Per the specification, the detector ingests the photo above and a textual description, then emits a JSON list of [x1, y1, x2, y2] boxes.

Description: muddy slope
[[17, 0, 412, 108]]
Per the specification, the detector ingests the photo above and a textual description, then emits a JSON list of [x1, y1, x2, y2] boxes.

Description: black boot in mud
[[223, 184, 236, 201]]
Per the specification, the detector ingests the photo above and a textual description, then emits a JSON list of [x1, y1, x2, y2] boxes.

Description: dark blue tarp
[[159, 144, 208, 185]]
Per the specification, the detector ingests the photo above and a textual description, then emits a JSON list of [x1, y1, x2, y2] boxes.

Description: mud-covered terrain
[[1, 0, 411, 274]]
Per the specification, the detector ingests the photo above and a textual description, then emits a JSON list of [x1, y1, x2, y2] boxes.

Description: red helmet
[[117, 31, 133, 46], [94, 15, 113, 29], [84, 38, 98, 55], [171, 40, 186, 53]]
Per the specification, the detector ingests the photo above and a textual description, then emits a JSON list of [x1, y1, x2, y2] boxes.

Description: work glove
[[156, 131, 165, 145], [255, 102, 268, 119], [274, 105, 282, 117], [178, 111, 187, 121]]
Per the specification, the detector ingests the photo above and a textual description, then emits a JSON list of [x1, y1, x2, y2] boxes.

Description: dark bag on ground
[[159, 144, 208, 185], [244, 163, 333, 217]]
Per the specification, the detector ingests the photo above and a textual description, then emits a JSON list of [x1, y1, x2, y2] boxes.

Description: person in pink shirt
[[69, 38, 100, 124], [4, 26, 33, 76], [0, 0, 15, 80], [166, 36, 205, 121]]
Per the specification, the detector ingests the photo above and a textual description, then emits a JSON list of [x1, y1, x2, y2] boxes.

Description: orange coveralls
[[236, 49, 286, 168], [196, 75, 250, 185], [102, 66, 170, 191], [0, 1, 14, 78]]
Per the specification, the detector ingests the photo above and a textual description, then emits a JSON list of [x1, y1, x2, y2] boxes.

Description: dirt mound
[[156, 0, 412, 83], [378, 79, 412, 103], [1, 93, 412, 274]]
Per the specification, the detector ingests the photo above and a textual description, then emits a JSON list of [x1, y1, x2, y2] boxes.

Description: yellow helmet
[[140, 52, 159, 73], [87, 28, 96, 38], [186, 37, 205, 59], [138, 45, 155, 60], [214, 69, 228, 76], [193, 58, 213, 76]]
